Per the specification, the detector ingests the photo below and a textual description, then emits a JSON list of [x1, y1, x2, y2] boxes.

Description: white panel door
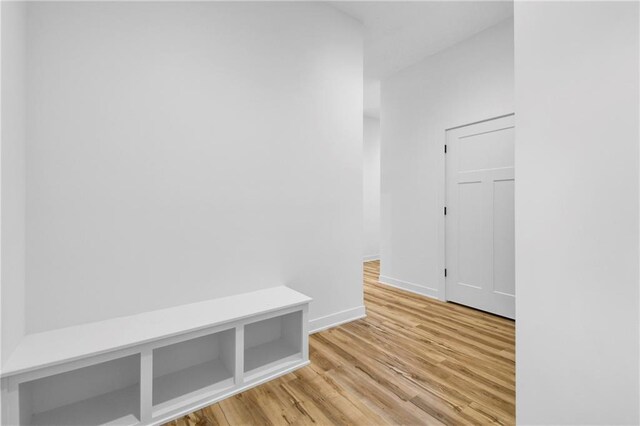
[[445, 115, 514, 319]]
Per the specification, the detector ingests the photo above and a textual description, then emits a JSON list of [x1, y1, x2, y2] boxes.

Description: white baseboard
[[309, 305, 366, 334], [363, 254, 380, 262], [378, 275, 439, 300]]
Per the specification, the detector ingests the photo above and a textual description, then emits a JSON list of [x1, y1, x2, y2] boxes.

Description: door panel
[[458, 181, 484, 288], [445, 115, 515, 319], [459, 128, 515, 171], [493, 178, 515, 297]]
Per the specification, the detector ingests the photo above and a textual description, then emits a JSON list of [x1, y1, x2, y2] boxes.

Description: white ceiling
[[332, 1, 514, 80], [331, 1, 513, 119]]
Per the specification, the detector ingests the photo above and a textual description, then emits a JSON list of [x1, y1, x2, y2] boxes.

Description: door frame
[[438, 112, 515, 303]]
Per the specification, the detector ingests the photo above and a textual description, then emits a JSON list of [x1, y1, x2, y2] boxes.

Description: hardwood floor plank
[[325, 365, 444, 426], [166, 261, 515, 425], [164, 404, 230, 426]]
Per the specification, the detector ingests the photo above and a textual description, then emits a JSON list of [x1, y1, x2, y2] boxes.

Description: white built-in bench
[[1, 286, 311, 426]]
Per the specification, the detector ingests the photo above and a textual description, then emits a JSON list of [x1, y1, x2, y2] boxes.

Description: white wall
[[1, 0, 27, 364], [364, 79, 380, 119], [380, 19, 514, 298], [363, 117, 380, 261], [515, 2, 639, 424], [23, 2, 364, 335]]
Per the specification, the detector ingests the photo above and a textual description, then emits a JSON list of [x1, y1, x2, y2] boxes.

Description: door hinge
[[444, 268, 447, 277], [444, 206, 447, 215], [444, 144, 447, 154]]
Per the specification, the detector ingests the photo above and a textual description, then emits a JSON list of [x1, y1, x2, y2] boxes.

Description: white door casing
[[445, 114, 515, 319]]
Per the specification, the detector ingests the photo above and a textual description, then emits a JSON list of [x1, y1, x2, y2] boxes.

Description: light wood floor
[[167, 261, 515, 426]]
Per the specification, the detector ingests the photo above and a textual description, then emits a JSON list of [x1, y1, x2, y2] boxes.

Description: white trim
[[378, 275, 439, 300], [445, 112, 515, 132], [363, 254, 380, 262], [309, 306, 366, 334]]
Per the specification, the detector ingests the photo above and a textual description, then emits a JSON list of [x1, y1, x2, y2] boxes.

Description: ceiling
[[332, 1, 513, 80], [331, 1, 513, 118]]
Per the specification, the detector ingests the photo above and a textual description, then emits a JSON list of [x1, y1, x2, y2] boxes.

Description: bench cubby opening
[[244, 311, 303, 379], [19, 355, 140, 426], [152, 328, 235, 415]]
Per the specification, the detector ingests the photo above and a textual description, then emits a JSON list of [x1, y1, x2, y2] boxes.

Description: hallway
[[169, 261, 515, 426]]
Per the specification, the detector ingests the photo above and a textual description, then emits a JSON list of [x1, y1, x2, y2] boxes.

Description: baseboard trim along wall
[[309, 306, 366, 334], [363, 254, 380, 262], [378, 275, 439, 300]]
